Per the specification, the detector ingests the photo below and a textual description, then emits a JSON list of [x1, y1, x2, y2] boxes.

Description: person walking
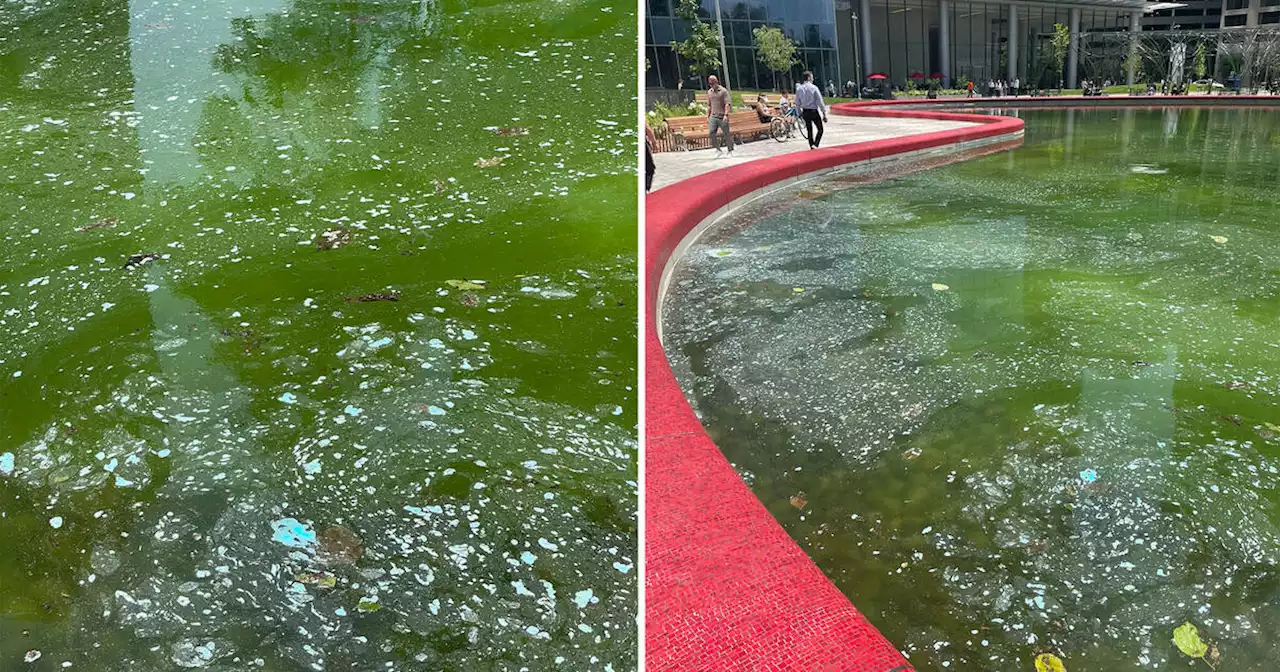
[[796, 71, 828, 149], [1011, 76, 1020, 97], [967, 79, 975, 98], [644, 123, 656, 192], [706, 75, 733, 156]]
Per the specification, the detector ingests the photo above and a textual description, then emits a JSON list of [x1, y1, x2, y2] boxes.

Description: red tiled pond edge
[[644, 100, 1026, 672]]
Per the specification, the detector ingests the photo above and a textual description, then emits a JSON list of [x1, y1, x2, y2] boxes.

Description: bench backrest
[[665, 115, 706, 132]]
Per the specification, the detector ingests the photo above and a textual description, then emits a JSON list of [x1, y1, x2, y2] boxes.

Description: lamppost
[[713, 0, 730, 90], [851, 11, 862, 97]]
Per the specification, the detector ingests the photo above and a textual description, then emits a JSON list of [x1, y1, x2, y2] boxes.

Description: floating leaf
[[792, 287, 804, 293], [1173, 622, 1208, 659], [493, 126, 529, 136], [474, 156, 504, 168], [24, 650, 41, 663], [931, 282, 950, 291], [445, 279, 486, 291], [1034, 652, 1066, 672], [1205, 642, 1221, 667], [1211, 235, 1228, 244], [1265, 422, 1280, 433], [295, 571, 337, 589], [314, 227, 352, 251], [789, 492, 808, 509], [356, 596, 381, 612]]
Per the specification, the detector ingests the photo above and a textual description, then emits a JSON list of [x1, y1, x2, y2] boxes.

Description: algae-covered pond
[[0, 0, 635, 669], [663, 107, 1280, 670]]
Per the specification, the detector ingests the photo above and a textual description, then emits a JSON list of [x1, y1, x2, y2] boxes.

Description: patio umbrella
[[868, 73, 888, 80]]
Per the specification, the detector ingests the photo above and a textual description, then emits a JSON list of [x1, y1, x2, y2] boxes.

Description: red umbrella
[[910, 71, 925, 79], [868, 73, 888, 80]]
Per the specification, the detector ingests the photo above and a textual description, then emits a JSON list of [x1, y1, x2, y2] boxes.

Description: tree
[[671, 0, 721, 83], [1050, 23, 1070, 88], [752, 26, 797, 92], [1194, 40, 1208, 80]]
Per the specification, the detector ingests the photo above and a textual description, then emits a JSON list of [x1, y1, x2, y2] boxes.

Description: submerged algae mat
[[0, 0, 635, 669], [663, 108, 1280, 671]]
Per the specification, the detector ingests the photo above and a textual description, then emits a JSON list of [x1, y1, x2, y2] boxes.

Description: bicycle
[[770, 108, 810, 143]]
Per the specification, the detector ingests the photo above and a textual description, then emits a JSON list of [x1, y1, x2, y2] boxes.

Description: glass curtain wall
[[646, 0, 840, 91]]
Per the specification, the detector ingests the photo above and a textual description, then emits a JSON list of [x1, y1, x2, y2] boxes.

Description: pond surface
[[662, 107, 1280, 670], [0, 0, 635, 669]]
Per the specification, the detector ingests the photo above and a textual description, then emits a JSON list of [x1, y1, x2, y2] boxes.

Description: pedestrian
[[966, 79, 975, 98], [796, 70, 828, 149], [705, 75, 733, 156], [826, 80, 836, 98], [1012, 76, 1020, 97], [845, 79, 854, 97], [644, 124, 656, 192]]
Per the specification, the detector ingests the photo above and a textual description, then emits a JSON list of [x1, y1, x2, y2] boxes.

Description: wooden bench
[[655, 110, 774, 152]]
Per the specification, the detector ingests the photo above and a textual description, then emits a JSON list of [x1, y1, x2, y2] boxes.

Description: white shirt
[[795, 82, 826, 113]]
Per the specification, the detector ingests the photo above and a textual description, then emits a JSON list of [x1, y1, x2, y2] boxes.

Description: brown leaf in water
[[1225, 381, 1248, 390], [474, 156, 505, 168], [77, 217, 118, 232], [1218, 414, 1242, 425], [432, 179, 448, 193], [345, 292, 399, 303], [789, 492, 808, 509], [317, 525, 363, 566], [493, 127, 529, 136]]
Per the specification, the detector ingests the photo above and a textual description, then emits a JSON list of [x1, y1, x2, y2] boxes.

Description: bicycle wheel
[[796, 115, 811, 143], [771, 117, 788, 142]]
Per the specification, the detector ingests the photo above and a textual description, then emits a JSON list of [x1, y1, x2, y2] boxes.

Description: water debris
[[348, 15, 377, 23], [23, 651, 41, 664], [1211, 235, 1229, 244], [491, 127, 530, 136], [432, 179, 448, 193], [1033, 652, 1066, 672], [1079, 468, 1099, 484], [445, 279, 486, 291], [1218, 414, 1243, 425], [295, 571, 337, 589], [123, 253, 159, 270], [931, 282, 950, 291], [314, 228, 352, 251], [356, 596, 381, 612], [1129, 164, 1168, 174], [1225, 381, 1248, 390], [902, 447, 922, 460], [458, 292, 481, 308], [317, 525, 364, 566], [474, 156, 505, 168], [76, 217, 118, 232], [345, 292, 399, 303], [789, 492, 808, 509]]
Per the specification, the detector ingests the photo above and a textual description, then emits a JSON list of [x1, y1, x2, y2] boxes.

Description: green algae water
[[0, 0, 635, 669], [663, 107, 1280, 671]]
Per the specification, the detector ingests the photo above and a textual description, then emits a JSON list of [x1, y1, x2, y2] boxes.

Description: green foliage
[[954, 74, 970, 89], [671, 0, 721, 78], [1194, 41, 1208, 80], [650, 100, 700, 120], [752, 26, 797, 89], [1034, 653, 1066, 672], [1050, 23, 1070, 86]]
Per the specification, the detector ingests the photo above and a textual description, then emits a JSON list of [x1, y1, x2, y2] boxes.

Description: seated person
[[779, 93, 797, 117], [753, 94, 773, 123]]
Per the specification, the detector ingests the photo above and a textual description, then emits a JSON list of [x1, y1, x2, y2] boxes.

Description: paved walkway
[[650, 114, 976, 190]]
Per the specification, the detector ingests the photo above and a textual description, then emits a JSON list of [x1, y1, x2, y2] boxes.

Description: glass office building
[[646, 0, 1156, 92]]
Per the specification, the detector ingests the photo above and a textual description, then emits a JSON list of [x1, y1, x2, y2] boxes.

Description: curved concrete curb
[[645, 101, 1024, 671]]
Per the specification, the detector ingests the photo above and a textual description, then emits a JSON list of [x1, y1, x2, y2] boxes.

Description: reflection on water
[[663, 108, 1280, 670], [0, 0, 635, 669]]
